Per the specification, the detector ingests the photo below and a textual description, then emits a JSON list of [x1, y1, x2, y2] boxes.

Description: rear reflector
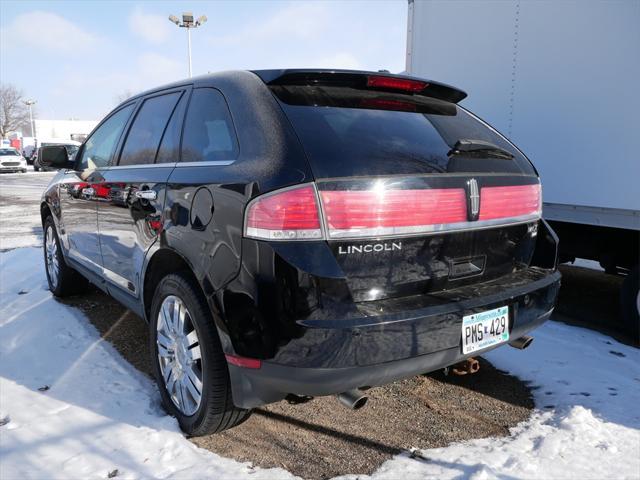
[[479, 184, 541, 221], [320, 188, 467, 238], [366, 75, 428, 93], [225, 354, 262, 369], [245, 184, 322, 240]]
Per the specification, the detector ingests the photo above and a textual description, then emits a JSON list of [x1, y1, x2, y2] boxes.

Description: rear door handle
[[135, 190, 157, 200]]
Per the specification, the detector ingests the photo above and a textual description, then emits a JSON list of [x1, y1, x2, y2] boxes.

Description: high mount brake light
[[366, 76, 428, 93], [479, 184, 541, 221], [243, 182, 541, 241]]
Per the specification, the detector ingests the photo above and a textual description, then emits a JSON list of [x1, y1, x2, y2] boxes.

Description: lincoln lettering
[[338, 242, 402, 255]]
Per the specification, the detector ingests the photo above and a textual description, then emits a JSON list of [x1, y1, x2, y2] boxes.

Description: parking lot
[[1, 170, 636, 479]]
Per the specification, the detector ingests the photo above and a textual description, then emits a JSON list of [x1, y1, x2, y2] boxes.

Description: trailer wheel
[[620, 266, 639, 340]]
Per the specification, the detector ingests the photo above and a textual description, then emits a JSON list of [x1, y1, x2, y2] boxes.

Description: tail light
[[244, 182, 541, 241], [320, 188, 467, 238], [479, 184, 541, 221], [244, 184, 322, 240]]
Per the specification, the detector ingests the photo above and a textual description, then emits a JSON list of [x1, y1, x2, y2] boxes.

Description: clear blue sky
[[0, 1, 407, 120]]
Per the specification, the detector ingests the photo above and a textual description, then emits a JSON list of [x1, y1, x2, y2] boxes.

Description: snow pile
[[367, 321, 640, 479], [1, 247, 639, 480]]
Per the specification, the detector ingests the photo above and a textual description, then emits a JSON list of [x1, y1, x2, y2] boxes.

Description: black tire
[[620, 266, 639, 340], [43, 216, 89, 297], [149, 272, 250, 436]]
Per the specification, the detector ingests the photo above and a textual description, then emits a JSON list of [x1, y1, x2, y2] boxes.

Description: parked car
[[0, 147, 27, 173], [39, 69, 560, 436], [34, 141, 80, 171]]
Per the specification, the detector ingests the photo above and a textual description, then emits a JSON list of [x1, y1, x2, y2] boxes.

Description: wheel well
[[143, 249, 202, 321], [41, 203, 52, 226]]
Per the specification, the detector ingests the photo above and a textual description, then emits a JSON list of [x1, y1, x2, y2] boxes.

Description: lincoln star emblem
[[467, 178, 480, 221]]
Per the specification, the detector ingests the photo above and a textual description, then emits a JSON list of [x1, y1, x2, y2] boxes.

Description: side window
[[119, 92, 182, 166], [156, 92, 188, 164], [181, 88, 239, 163], [77, 104, 134, 171]]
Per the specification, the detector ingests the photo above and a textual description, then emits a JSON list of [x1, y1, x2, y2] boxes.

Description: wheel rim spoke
[[186, 366, 203, 392], [185, 330, 199, 348], [174, 299, 185, 335], [157, 331, 172, 349], [157, 342, 172, 359], [183, 376, 201, 406], [161, 302, 172, 333], [187, 344, 201, 362]]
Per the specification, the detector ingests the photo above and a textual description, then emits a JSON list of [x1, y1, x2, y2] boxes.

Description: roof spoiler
[[252, 69, 467, 104]]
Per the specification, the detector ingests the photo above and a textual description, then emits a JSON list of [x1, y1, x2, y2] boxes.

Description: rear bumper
[[228, 268, 560, 408]]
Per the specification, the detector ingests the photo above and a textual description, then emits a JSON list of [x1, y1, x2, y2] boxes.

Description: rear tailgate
[[259, 70, 541, 302]]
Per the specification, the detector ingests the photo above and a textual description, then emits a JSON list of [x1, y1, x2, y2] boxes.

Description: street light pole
[[23, 100, 36, 137], [169, 12, 207, 78], [187, 27, 192, 78]]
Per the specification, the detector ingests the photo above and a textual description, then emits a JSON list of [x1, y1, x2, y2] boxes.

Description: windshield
[[0, 148, 19, 156]]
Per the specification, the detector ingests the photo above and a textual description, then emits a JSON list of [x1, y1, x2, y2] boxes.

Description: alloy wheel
[[156, 295, 203, 416], [45, 226, 59, 289]]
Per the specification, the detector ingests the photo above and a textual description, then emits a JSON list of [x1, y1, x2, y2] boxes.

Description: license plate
[[461, 306, 509, 354]]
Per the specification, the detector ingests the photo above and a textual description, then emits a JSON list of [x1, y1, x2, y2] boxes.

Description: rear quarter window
[[181, 88, 239, 163]]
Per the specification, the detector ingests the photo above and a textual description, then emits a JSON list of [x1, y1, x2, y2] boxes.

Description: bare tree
[[0, 84, 31, 139], [114, 89, 134, 105]]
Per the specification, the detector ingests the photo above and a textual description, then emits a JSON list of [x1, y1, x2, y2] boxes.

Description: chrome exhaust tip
[[509, 335, 534, 350], [337, 389, 368, 410]]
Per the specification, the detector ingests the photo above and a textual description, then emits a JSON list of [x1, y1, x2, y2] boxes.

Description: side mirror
[[40, 146, 74, 169]]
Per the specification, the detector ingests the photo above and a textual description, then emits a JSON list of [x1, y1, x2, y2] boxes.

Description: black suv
[[39, 69, 560, 436]]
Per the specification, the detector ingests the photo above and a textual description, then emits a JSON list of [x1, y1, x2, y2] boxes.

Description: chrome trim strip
[[175, 160, 235, 167], [326, 213, 541, 240], [67, 249, 102, 271], [106, 160, 234, 170], [108, 163, 176, 170], [67, 249, 137, 295], [102, 267, 136, 294]]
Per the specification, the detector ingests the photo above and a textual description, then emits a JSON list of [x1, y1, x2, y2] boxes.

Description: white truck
[[405, 0, 639, 328]]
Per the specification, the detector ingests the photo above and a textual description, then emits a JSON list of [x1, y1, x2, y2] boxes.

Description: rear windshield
[[271, 86, 535, 178]]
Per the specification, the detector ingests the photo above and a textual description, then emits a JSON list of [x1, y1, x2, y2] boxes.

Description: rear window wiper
[[448, 139, 514, 159]]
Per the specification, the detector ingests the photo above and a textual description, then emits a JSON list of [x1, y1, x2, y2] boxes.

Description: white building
[[34, 119, 98, 143]]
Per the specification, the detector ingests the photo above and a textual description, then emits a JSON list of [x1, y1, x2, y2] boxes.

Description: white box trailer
[[406, 0, 639, 324]]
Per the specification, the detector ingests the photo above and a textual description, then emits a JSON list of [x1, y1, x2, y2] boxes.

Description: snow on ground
[[0, 171, 56, 250], [1, 247, 639, 479], [363, 322, 640, 480], [0, 248, 294, 480]]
